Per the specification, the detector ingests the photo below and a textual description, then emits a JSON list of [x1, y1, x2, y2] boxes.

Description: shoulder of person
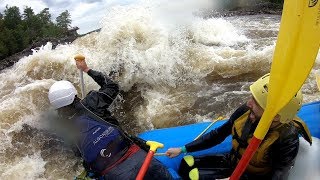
[[275, 122, 299, 143], [229, 104, 249, 121]]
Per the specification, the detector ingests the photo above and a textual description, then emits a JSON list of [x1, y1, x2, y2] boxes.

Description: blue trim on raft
[[139, 121, 231, 176], [297, 101, 320, 138], [138, 101, 320, 179]]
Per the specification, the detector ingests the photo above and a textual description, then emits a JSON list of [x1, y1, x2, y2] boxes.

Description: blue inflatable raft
[[138, 101, 320, 179]]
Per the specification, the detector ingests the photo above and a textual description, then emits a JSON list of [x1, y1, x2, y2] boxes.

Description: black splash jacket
[[184, 104, 301, 180], [80, 69, 120, 125]]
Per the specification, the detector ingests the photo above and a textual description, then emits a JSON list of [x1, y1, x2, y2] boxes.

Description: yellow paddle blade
[[316, 73, 320, 91], [254, 0, 320, 139]]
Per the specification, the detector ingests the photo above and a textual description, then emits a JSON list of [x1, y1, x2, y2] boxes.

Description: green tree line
[[0, 6, 77, 60]]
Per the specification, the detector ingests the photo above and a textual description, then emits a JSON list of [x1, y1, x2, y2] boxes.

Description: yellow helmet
[[249, 73, 303, 123]]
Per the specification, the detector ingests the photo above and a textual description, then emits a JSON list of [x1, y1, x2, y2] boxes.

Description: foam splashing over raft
[[289, 137, 320, 180]]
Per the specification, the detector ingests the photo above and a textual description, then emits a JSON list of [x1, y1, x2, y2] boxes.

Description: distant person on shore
[[165, 73, 312, 180], [48, 55, 172, 180]]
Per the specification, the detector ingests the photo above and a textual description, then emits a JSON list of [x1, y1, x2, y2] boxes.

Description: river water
[[0, 1, 319, 179]]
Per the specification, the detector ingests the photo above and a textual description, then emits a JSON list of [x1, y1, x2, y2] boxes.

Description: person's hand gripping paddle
[[74, 54, 86, 99], [136, 141, 164, 180], [230, 0, 320, 179]]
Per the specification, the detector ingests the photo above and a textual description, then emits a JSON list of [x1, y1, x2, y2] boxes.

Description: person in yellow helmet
[[165, 73, 312, 180]]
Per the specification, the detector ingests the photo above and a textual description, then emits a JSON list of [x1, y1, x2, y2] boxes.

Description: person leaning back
[[48, 56, 173, 180]]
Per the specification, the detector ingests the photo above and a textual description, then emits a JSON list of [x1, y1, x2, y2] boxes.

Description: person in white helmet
[[48, 58, 172, 180], [165, 73, 312, 180]]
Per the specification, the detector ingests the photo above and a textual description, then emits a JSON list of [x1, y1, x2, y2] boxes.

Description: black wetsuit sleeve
[[271, 135, 299, 180], [81, 69, 120, 121], [87, 69, 119, 100], [185, 104, 248, 152]]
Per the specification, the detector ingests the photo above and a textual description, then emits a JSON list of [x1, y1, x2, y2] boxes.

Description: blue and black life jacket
[[74, 114, 132, 174]]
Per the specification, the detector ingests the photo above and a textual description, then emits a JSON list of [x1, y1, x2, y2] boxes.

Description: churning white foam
[[0, 152, 46, 180]]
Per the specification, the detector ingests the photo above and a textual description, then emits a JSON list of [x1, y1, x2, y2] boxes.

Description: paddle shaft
[[79, 70, 85, 98], [136, 141, 163, 180], [136, 151, 155, 180], [230, 137, 261, 179], [154, 152, 166, 156], [74, 54, 86, 99]]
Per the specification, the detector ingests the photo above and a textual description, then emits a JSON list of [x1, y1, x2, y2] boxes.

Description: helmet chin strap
[[67, 112, 77, 120]]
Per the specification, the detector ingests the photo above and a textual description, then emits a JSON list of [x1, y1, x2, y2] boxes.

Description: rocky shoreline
[[0, 36, 78, 71], [0, 3, 283, 72], [207, 2, 283, 18]]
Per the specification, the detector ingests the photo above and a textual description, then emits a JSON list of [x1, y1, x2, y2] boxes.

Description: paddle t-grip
[[136, 141, 164, 180]]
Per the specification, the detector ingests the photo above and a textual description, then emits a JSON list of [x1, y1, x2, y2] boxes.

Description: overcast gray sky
[[0, 0, 137, 34]]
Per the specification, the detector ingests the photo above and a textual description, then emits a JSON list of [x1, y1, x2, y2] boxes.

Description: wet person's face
[[246, 96, 264, 122], [246, 96, 281, 126]]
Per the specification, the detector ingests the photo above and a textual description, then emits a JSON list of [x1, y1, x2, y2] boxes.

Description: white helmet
[[48, 80, 77, 109]]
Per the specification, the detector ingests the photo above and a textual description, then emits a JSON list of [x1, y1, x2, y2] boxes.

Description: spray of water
[[0, 0, 319, 179]]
